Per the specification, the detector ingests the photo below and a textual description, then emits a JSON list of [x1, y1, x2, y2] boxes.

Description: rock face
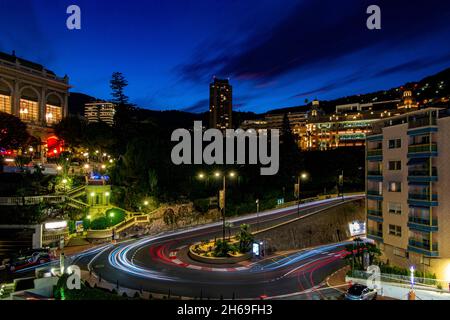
[[254, 199, 365, 253]]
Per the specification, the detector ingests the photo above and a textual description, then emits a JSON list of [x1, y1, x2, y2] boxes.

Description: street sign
[[294, 183, 299, 198], [277, 198, 284, 205], [219, 190, 225, 209]]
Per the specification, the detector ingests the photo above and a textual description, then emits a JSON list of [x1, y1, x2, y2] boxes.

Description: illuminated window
[[0, 94, 11, 114], [19, 99, 39, 122], [45, 104, 62, 124], [388, 181, 402, 192]]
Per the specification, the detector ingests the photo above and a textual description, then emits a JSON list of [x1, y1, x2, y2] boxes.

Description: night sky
[[2, 0, 450, 113]]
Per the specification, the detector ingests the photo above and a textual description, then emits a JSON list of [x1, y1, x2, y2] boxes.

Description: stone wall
[[254, 199, 365, 253]]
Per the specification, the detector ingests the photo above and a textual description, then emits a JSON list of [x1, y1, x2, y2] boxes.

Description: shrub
[[193, 199, 210, 214], [90, 217, 109, 230]]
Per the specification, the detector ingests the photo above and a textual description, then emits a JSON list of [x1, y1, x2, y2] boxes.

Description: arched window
[[46, 93, 62, 124], [0, 80, 12, 114], [20, 87, 40, 123]]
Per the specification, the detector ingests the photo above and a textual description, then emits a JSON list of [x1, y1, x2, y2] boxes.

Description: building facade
[[84, 101, 115, 126], [209, 78, 232, 130], [0, 51, 70, 158], [366, 108, 450, 280]]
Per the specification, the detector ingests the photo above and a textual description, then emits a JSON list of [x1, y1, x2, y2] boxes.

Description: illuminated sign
[[45, 221, 67, 230], [349, 220, 366, 236]]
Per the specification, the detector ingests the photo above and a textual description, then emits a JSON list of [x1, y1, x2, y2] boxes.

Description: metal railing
[[367, 209, 382, 217], [408, 143, 437, 153], [408, 167, 437, 177], [367, 170, 382, 176], [408, 193, 438, 201], [408, 239, 438, 251], [367, 229, 383, 238], [408, 216, 438, 227], [367, 149, 382, 157]]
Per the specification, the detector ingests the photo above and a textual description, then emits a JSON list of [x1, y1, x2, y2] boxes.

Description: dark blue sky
[[2, 0, 450, 113]]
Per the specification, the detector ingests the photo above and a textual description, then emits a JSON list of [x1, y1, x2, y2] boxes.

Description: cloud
[[181, 99, 209, 113], [178, 0, 450, 86]]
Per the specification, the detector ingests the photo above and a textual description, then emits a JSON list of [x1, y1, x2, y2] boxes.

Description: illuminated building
[[366, 107, 450, 280], [84, 101, 115, 126], [0, 51, 70, 158], [209, 78, 232, 130]]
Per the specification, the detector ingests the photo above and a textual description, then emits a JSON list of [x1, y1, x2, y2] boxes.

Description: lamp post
[[296, 172, 308, 217], [256, 199, 260, 231], [198, 171, 236, 242]]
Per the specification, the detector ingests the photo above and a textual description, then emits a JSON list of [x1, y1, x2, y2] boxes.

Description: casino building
[[0, 51, 70, 160]]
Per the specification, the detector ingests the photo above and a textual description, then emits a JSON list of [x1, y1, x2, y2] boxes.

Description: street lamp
[[144, 200, 149, 206], [197, 170, 237, 242], [296, 172, 308, 216]]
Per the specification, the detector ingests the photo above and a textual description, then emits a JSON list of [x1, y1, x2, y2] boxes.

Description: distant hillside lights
[[171, 121, 279, 175]]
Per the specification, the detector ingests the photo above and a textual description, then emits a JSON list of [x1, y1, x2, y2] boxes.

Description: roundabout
[[82, 196, 362, 299]]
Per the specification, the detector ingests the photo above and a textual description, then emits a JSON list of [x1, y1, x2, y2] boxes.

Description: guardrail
[[0, 195, 66, 206]]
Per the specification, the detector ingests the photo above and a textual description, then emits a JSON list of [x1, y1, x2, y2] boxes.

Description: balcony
[[367, 190, 383, 200], [367, 149, 382, 160], [367, 170, 383, 181], [367, 229, 383, 241], [408, 117, 437, 130], [408, 216, 438, 232], [408, 167, 437, 182], [367, 209, 383, 222], [407, 193, 438, 207], [408, 239, 439, 257], [407, 143, 437, 158]]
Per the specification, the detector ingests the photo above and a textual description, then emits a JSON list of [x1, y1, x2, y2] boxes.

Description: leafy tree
[[53, 115, 87, 150], [0, 111, 30, 150], [235, 224, 254, 253]]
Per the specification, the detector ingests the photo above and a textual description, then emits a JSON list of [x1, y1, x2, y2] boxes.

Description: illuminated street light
[[84, 164, 89, 169], [57, 165, 62, 171], [301, 172, 308, 180], [229, 171, 236, 178], [109, 212, 115, 218], [105, 192, 110, 197], [109, 159, 113, 163], [86, 215, 91, 220], [90, 192, 95, 197], [144, 200, 149, 206], [214, 171, 221, 177], [62, 179, 67, 184], [101, 164, 106, 169], [198, 173, 205, 179]]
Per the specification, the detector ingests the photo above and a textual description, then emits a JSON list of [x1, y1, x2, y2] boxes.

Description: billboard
[[349, 220, 366, 236]]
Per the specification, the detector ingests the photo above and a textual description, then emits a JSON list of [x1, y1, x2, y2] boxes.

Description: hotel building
[[366, 107, 450, 280], [84, 101, 115, 126], [209, 78, 232, 130], [0, 51, 70, 157]]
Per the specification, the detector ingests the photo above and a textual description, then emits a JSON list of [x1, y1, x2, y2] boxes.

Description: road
[[74, 195, 363, 299]]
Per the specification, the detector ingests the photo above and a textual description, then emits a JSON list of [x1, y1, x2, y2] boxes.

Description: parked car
[[344, 284, 377, 300], [8, 252, 52, 272]]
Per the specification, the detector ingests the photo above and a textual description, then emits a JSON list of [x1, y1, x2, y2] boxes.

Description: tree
[[235, 224, 254, 253], [14, 155, 31, 172], [0, 111, 30, 150], [53, 115, 87, 150], [110, 72, 129, 105], [279, 113, 303, 188]]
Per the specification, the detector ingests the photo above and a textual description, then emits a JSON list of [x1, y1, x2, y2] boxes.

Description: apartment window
[[393, 247, 406, 257], [388, 224, 402, 237], [388, 139, 401, 149], [388, 202, 402, 215], [421, 256, 431, 266], [388, 182, 402, 192], [388, 161, 401, 171]]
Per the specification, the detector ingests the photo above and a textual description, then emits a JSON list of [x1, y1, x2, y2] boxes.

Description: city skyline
[[2, 0, 450, 113]]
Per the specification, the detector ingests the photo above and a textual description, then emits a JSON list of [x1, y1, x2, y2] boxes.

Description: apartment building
[[366, 107, 450, 280], [84, 101, 115, 126]]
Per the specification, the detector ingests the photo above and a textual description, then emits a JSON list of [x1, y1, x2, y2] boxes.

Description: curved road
[[76, 195, 363, 299]]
